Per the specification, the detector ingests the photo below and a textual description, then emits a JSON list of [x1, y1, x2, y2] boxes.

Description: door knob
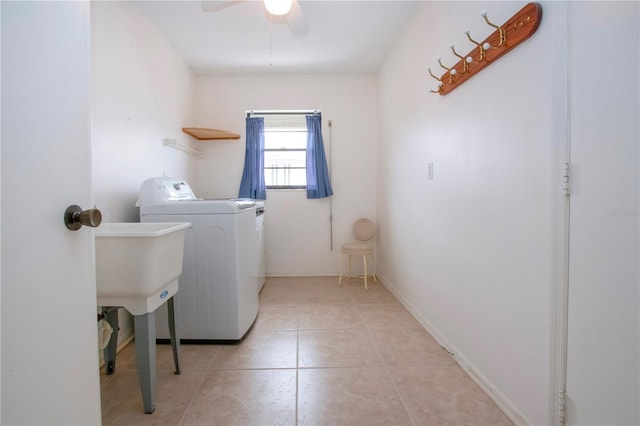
[[64, 205, 102, 230]]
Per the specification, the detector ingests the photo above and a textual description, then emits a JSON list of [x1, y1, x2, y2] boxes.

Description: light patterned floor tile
[[254, 304, 299, 330], [180, 369, 296, 426], [348, 283, 400, 305], [390, 366, 513, 425], [298, 329, 384, 368], [296, 283, 353, 304], [369, 328, 448, 367], [209, 330, 297, 370], [298, 367, 412, 425], [358, 303, 423, 329], [297, 303, 364, 330], [259, 280, 299, 305], [101, 368, 205, 426]]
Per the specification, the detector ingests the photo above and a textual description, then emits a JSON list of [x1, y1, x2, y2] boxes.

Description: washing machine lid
[[138, 177, 255, 214], [140, 199, 255, 215]]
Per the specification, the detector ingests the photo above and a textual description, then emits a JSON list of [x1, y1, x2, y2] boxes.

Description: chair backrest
[[353, 218, 375, 242]]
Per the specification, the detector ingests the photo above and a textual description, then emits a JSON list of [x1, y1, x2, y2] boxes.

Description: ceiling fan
[[202, 0, 310, 38]]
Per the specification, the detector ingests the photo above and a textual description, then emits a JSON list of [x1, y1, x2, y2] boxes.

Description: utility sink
[[95, 222, 190, 414], [95, 222, 190, 315]]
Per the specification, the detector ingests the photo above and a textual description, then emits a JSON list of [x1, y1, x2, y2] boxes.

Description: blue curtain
[[306, 114, 333, 199], [238, 117, 266, 200]]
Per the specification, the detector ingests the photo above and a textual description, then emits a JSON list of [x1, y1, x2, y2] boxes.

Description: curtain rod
[[246, 110, 320, 117]]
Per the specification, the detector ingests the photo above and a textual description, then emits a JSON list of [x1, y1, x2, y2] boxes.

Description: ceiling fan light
[[264, 0, 293, 16]]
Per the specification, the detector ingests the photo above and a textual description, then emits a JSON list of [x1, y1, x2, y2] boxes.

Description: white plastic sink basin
[[95, 222, 190, 315]]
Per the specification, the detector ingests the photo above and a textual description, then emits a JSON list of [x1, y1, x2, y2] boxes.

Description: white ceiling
[[130, 0, 420, 75]]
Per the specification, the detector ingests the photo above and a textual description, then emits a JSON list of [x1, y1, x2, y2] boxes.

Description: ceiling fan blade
[[201, 0, 245, 13], [286, 0, 310, 38]]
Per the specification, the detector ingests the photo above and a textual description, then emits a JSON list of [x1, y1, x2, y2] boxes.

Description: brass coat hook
[[481, 11, 506, 46], [464, 29, 491, 61], [427, 67, 443, 94], [427, 66, 442, 83], [437, 57, 457, 83], [449, 44, 473, 73]]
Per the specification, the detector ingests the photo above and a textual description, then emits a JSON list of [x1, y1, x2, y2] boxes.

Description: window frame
[[247, 110, 318, 190]]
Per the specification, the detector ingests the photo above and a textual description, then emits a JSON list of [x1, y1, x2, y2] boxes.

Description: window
[[252, 112, 309, 189]]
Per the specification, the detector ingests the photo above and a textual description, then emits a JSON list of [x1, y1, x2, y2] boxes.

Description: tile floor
[[100, 276, 512, 425]]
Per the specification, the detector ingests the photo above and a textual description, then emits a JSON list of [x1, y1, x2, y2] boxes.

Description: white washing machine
[[137, 177, 259, 341]]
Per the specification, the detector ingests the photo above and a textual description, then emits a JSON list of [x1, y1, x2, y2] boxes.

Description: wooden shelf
[[182, 127, 240, 140]]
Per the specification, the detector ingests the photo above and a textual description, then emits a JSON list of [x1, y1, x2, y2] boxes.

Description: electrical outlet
[[428, 162, 434, 179]]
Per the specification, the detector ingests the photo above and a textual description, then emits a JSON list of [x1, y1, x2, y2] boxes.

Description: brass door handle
[[64, 205, 102, 230]]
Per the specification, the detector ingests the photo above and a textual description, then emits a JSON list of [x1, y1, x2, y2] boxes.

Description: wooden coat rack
[[428, 2, 542, 96]]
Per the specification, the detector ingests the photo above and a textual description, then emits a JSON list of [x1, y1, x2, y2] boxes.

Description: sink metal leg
[[167, 296, 181, 375], [134, 312, 156, 414], [103, 307, 119, 375]]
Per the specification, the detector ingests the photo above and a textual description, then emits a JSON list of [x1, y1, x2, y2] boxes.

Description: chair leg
[[371, 253, 377, 282], [363, 255, 368, 290], [338, 253, 344, 286], [348, 254, 352, 278]]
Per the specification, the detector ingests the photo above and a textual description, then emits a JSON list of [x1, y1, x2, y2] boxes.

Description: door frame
[[549, 2, 571, 425]]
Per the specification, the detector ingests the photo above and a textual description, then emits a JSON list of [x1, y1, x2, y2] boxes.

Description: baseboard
[[266, 273, 338, 278], [377, 272, 531, 426]]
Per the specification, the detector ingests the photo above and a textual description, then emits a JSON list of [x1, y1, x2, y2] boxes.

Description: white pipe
[[328, 119, 334, 251]]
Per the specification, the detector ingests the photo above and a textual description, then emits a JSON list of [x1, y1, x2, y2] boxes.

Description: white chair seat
[[341, 242, 374, 256]]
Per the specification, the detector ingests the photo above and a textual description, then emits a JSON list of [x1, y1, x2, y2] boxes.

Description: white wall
[[91, 2, 197, 344], [377, 2, 554, 424], [91, 1, 197, 223], [192, 75, 377, 276]]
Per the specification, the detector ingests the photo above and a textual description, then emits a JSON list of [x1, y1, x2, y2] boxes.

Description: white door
[[1, 2, 102, 425], [565, 2, 639, 424]]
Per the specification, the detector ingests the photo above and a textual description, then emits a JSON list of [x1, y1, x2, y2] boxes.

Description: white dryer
[[138, 177, 258, 341]]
